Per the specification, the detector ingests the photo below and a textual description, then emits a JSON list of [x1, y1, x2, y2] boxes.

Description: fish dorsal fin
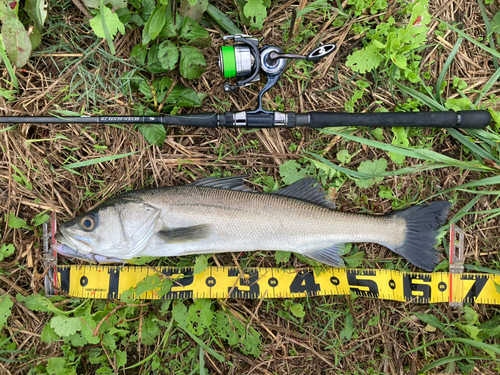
[[272, 178, 336, 210], [189, 175, 254, 192]]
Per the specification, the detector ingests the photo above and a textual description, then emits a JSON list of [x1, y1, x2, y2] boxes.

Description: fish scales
[[125, 186, 406, 257]]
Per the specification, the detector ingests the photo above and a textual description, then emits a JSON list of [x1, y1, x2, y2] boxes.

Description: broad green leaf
[[115, 350, 127, 368], [462, 306, 479, 325], [0, 243, 15, 261], [194, 254, 209, 275], [279, 160, 307, 185], [146, 44, 169, 73], [6, 212, 27, 229], [33, 213, 50, 226], [134, 274, 166, 298], [46, 358, 70, 375], [290, 303, 305, 318], [147, 4, 167, 41], [41, 324, 60, 343], [0, 295, 13, 331], [444, 98, 472, 111], [179, 45, 205, 79], [179, 16, 210, 41], [29, 25, 42, 50], [130, 43, 148, 66], [179, 0, 208, 22], [158, 40, 178, 71], [36, 0, 48, 26], [172, 301, 189, 328], [161, 84, 203, 107], [389, 127, 409, 164], [25, 0, 48, 29], [1, 17, 31, 67], [89, 6, 125, 39], [336, 149, 351, 164], [340, 311, 354, 340], [346, 44, 384, 74], [275, 251, 291, 264], [16, 294, 69, 315], [343, 251, 365, 268], [413, 312, 446, 331], [137, 123, 166, 146], [243, 0, 267, 29], [355, 159, 387, 188], [492, 11, 500, 35], [50, 316, 82, 337]]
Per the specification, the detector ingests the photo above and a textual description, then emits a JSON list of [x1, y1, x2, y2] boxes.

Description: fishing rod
[[0, 34, 492, 129]]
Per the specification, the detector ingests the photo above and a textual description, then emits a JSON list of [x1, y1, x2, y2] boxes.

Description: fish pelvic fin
[[272, 178, 336, 210], [158, 224, 212, 244], [303, 245, 345, 267], [387, 201, 452, 272]]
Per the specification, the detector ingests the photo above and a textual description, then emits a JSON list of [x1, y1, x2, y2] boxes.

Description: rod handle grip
[[308, 110, 491, 129]]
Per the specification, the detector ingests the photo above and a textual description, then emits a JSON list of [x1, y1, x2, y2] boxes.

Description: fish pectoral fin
[[158, 224, 211, 244], [303, 245, 345, 267]]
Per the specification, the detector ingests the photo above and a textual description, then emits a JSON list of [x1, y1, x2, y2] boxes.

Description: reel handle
[[266, 44, 337, 64]]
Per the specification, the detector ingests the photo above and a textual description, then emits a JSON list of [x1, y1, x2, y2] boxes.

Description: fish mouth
[[55, 227, 77, 251], [55, 227, 95, 255], [54, 228, 123, 264]]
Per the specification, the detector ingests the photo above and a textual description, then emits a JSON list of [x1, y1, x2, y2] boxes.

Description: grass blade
[[447, 128, 500, 165], [438, 19, 500, 59], [100, 0, 116, 55], [474, 64, 500, 106], [303, 153, 373, 179], [0, 35, 18, 89], [420, 356, 499, 373], [406, 337, 500, 355], [478, 0, 498, 69], [319, 129, 494, 172], [435, 37, 463, 104], [63, 151, 138, 170]]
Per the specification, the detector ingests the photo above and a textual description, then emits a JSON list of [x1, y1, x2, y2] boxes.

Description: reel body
[[217, 34, 337, 126]]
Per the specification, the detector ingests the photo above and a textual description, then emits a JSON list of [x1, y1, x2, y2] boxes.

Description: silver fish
[[54, 176, 451, 271]]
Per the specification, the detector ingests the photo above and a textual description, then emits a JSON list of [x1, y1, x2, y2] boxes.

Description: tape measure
[[55, 265, 500, 305]]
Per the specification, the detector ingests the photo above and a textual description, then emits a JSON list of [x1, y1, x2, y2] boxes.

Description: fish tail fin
[[387, 201, 452, 271]]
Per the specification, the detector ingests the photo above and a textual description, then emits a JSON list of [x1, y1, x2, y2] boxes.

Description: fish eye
[[79, 214, 97, 232]]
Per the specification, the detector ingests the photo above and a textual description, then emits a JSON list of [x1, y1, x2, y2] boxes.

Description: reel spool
[[218, 35, 261, 92]]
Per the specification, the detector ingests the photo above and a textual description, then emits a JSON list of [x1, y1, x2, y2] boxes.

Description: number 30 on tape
[[55, 266, 500, 305]]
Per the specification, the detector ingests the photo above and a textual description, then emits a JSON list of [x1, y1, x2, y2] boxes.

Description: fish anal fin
[[273, 178, 336, 210], [303, 245, 345, 267], [189, 175, 254, 192], [158, 224, 211, 244]]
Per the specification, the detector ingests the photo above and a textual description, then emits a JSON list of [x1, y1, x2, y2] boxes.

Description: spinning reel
[[218, 34, 336, 113]]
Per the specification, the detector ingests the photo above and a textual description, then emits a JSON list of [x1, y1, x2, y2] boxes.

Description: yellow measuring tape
[[55, 265, 500, 305]]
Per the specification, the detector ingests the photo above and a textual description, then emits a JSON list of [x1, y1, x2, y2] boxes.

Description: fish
[[54, 176, 452, 271]]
